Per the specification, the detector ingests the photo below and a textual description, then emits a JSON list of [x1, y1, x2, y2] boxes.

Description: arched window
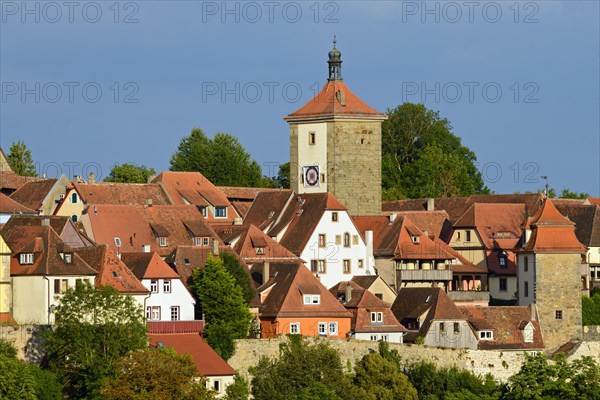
[[343, 233, 350, 247], [71, 215, 78, 222], [71, 192, 78, 204]]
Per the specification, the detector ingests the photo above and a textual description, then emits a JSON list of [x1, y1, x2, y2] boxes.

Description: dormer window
[[215, 206, 227, 218], [411, 235, 420, 244], [158, 237, 167, 247], [199, 206, 208, 218], [499, 251, 508, 268], [114, 237, 121, 247], [479, 330, 493, 340], [19, 253, 34, 265], [63, 253, 72, 264], [255, 247, 265, 255], [370, 312, 383, 323], [303, 295, 320, 305]]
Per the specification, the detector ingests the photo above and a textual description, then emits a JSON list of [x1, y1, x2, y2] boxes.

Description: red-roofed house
[[254, 263, 352, 338], [148, 333, 236, 396], [10, 175, 71, 216], [517, 199, 585, 350], [0, 193, 37, 223]]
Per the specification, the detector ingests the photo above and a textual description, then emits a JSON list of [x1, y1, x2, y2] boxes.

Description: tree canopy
[[42, 281, 147, 399], [104, 163, 156, 183], [192, 256, 252, 360], [382, 103, 488, 199], [6, 140, 37, 176], [353, 352, 418, 400], [170, 128, 269, 187]]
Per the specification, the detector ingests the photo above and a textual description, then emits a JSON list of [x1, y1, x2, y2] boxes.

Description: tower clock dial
[[303, 165, 320, 188]]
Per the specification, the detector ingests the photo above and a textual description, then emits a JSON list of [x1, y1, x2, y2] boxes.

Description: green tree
[[559, 188, 590, 199], [582, 293, 600, 326], [0, 354, 37, 400], [170, 128, 268, 187], [220, 253, 255, 305], [29, 365, 64, 400], [276, 162, 290, 189], [382, 103, 488, 199], [250, 335, 356, 400], [7, 140, 37, 176], [353, 353, 418, 400], [100, 347, 216, 400], [42, 281, 147, 399], [225, 374, 251, 400], [0, 338, 18, 358], [193, 257, 252, 360], [104, 163, 156, 183]]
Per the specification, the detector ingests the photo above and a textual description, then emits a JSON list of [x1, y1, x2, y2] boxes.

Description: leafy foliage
[[353, 352, 418, 400], [382, 103, 488, 199], [220, 252, 256, 305], [0, 338, 18, 358], [7, 140, 37, 176], [276, 162, 290, 189], [28, 365, 64, 400], [193, 257, 252, 360], [104, 163, 156, 183], [225, 374, 251, 400], [100, 347, 216, 400], [170, 128, 269, 187], [547, 188, 590, 199], [42, 281, 147, 399], [583, 293, 600, 326]]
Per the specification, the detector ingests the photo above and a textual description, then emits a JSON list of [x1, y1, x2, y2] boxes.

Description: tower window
[[555, 310, 563, 320], [309, 132, 316, 145]]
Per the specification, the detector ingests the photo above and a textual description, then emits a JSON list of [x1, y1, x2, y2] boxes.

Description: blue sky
[[1, 1, 599, 196]]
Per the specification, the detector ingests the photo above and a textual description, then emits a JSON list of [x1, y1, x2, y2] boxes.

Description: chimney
[[263, 262, 270, 285], [233, 218, 243, 226], [529, 303, 537, 321], [211, 239, 219, 256], [142, 244, 151, 253], [41, 217, 50, 227], [388, 213, 397, 224], [423, 230, 429, 238], [88, 172, 95, 184], [426, 198, 435, 211], [146, 199, 153, 207], [345, 284, 352, 303]]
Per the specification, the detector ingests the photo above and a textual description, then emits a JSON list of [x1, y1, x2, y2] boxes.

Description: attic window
[[499, 255, 507, 267], [158, 237, 167, 247], [19, 253, 34, 265], [114, 237, 122, 247], [331, 212, 338, 222], [255, 247, 265, 255], [215, 206, 227, 218], [63, 253, 72, 264], [412, 235, 420, 244], [112, 271, 118, 278], [370, 312, 383, 323], [479, 330, 493, 340], [199, 206, 208, 218], [303, 295, 320, 305], [184, 258, 190, 265]]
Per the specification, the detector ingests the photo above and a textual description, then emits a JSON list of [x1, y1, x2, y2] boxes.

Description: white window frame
[[158, 237, 167, 247], [63, 253, 72, 264], [328, 322, 338, 336], [215, 206, 227, 218], [318, 322, 327, 336], [200, 206, 208, 218], [303, 295, 320, 305], [290, 322, 300, 334], [114, 237, 121, 247], [146, 306, 161, 321], [19, 253, 34, 265], [479, 330, 493, 340], [163, 280, 171, 293], [170, 306, 180, 321], [150, 280, 158, 293], [213, 379, 221, 393], [318, 260, 326, 274]]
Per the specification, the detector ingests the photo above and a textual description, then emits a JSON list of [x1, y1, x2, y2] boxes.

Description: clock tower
[[284, 38, 387, 215]]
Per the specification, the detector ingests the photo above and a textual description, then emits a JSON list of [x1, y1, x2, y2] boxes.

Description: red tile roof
[[121, 252, 180, 280], [0, 193, 36, 214], [454, 203, 526, 249], [70, 181, 171, 206], [554, 204, 600, 247], [148, 333, 236, 377], [0, 313, 16, 324], [459, 306, 544, 350], [284, 80, 387, 121], [0, 170, 41, 193], [588, 198, 600, 206], [2, 215, 93, 248], [9, 179, 58, 210]]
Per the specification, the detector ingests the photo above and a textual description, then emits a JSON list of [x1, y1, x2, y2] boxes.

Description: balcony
[[448, 290, 490, 303], [146, 320, 204, 334], [396, 269, 453, 282]]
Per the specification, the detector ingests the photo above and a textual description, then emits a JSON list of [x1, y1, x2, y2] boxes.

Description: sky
[[1, 0, 599, 196]]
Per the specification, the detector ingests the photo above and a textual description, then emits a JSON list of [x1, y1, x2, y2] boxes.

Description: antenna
[[540, 175, 549, 196]]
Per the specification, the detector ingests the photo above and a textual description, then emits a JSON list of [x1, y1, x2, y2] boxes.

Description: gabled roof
[[522, 200, 586, 253], [218, 186, 281, 201], [121, 252, 180, 280], [9, 179, 58, 210], [588, 198, 600, 206], [75, 245, 148, 294], [256, 263, 352, 319], [284, 80, 387, 122], [0, 193, 36, 214], [2, 215, 94, 248], [0, 170, 41, 193], [243, 190, 295, 231], [70, 181, 171, 206], [164, 246, 245, 286], [454, 203, 526, 249], [387, 211, 453, 241], [5, 226, 97, 277], [391, 287, 466, 341], [148, 333, 236, 377], [460, 306, 544, 350], [554, 204, 600, 247]]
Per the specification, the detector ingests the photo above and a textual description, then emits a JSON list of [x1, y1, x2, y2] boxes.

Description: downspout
[[44, 276, 51, 325]]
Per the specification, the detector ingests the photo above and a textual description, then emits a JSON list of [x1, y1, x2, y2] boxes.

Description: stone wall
[[583, 325, 600, 341], [0, 324, 47, 362]]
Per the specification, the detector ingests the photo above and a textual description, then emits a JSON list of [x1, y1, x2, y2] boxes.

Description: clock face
[[303, 165, 320, 188]]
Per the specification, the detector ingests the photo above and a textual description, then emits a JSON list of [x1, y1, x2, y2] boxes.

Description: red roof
[[0, 193, 36, 214], [9, 179, 58, 211], [121, 252, 180, 280], [147, 333, 236, 377], [284, 80, 387, 121], [69, 181, 172, 206]]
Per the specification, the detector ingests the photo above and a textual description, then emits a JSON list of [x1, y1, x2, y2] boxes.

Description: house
[[554, 203, 600, 291], [148, 333, 236, 397], [0, 193, 36, 223], [254, 263, 352, 338], [80, 204, 220, 258], [218, 186, 280, 218], [2, 224, 97, 324], [151, 172, 239, 224], [244, 190, 372, 288], [0, 147, 41, 196], [0, 233, 13, 319], [449, 203, 527, 305], [2, 215, 94, 248], [54, 180, 172, 221], [391, 287, 478, 349], [164, 245, 230, 288], [460, 305, 544, 352], [517, 199, 586, 350], [10, 175, 71, 216], [350, 275, 397, 304], [121, 252, 195, 322], [330, 281, 406, 343]]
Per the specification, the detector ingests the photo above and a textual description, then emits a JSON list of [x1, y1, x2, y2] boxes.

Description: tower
[[284, 38, 387, 216]]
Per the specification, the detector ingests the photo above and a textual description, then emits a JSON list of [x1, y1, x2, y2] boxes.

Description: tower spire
[[327, 36, 342, 81]]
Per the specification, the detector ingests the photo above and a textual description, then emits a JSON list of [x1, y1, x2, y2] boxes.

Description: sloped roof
[[256, 263, 352, 319], [554, 204, 600, 247], [460, 306, 544, 350], [9, 179, 58, 210], [454, 203, 526, 249], [2, 215, 94, 248], [71, 181, 171, 206], [388, 210, 453, 241], [121, 252, 180, 280], [0, 170, 41, 192], [0, 193, 36, 214], [0, 148, 10, 172], [284, 80, 387, 121], [243, 190, 294, 231], [218, 186, 281, 201], [148, 333, 236, 377], [588, 198, 600, 206]]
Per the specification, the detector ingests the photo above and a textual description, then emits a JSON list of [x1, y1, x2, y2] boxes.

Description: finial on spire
[[328, 36, 342, 81]]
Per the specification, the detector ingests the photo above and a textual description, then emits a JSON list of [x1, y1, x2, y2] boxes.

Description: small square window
[[358, 259, 364, 268], [63, 253, 72, 264], [555, 310, 563, 320], [150, 280, 158, 293], [331, 212, 338, 222], [318, 322, 327, 335], [290, 322, 300, 334], [170, 306, 179, 321], [309, 132, 316, 145], [215, 206, 227, 218], [163, 280, 171, 293], [158, 237, 167, 247]]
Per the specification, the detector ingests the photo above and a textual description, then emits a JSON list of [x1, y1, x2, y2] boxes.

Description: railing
[[396, 269, 453, 282], [448, 291, 490, 303], [146, 320, 204, 334]]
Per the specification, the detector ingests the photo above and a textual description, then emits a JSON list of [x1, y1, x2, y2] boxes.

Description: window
[[358, 259, 364, 268], [370, 334, 378, 341], [158, 237, 167, 247], [318, 322, 327, 336], [213, 380, 221, 393], [524, 257, 529, 272], [193, 237, 202, 246], [114, 237, 121, 247], [343, 233, 350, 247], [71, 215, 78, 222], [318, 260, 326, 274], [203, 237, 210, 246], [454, 322, 460, 334], [499, 255, 507, 267], [163, 280, 171, 293], [457, 232, 461, 241], [555, 310, 563, 320], [150, 280, 158, 293], [200, 206, 208, 218], [524, 281, 529, 297], [479, 331, 493, 340], [411, 235, 420, 244], [353, 235, 359, 245], [63, 253, 72, 264], [499, 278, 508, 292], [371, 312, 383, 323], [328, 322, 338, 335], [19, 253, 34, 265], [54, 279, 68, 294], [71, 192, 78, 203], [465, 230, 472, 242], [309, 132, 316, 145], [310, 260, 318, 273], [331, 212, 338, 222], [303, 295, 320, 305], [290, 322, 300, 334], [439, 322, 445, 332], [318, 234, 326, 247], [184, 258, 190, 265], [335, 235, 341, 245], [255, 247, 265, 254], [381, 335, 389, 342], [375, 293, 383, 300], [215, 206, 227, 218], [146, 306, 161, 320], [170, 306, 180, 321], [343, 259, 351, 274]]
